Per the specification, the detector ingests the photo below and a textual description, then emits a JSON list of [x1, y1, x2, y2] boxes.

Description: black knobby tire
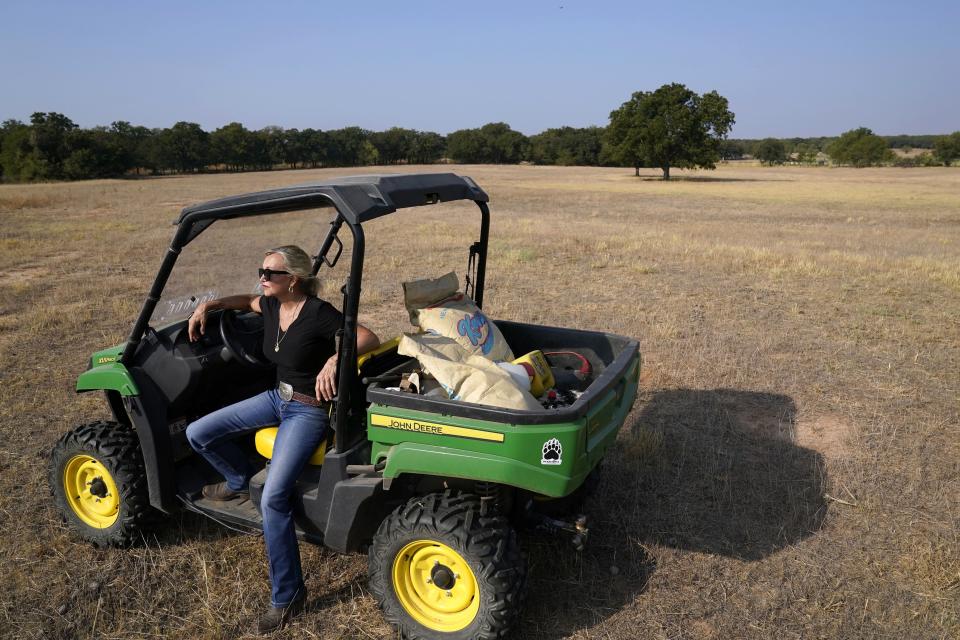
[[369, 491, 527, 640], [49, 420, 155, 547]]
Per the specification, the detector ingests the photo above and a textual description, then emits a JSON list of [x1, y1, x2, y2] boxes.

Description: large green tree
[[446, 123, 528, 164], [158, 122, 208, 173], [135, 130, 166, 174], [0, 119, 34, 180], [29, 111, 79, 178], [260, 126, 290, 168], [62, 126, 133, 179], [371, 127, 416, 164], [210, 122, 253, 170], [297, 128, 329, 168], [605, 83, 735, 179], [529, 126, 604, 165], [247, 129, 273, 170], [719, 139, 746, 160], [933, 131, 960, 166], [409, 131, 446, 164], [446, 128, 487, 163], [791, 142, 819, 164], [755, 138, 786, 165], [327, 127, 377, 166], [826, 127, 893, 167], [279, 128, 305, 168], [478, 123, 528, 163], [109, 121, 154, 174]]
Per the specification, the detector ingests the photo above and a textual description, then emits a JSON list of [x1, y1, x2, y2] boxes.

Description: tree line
[[0, 114, 616, 182], [2, 89, 958, 183], [726, 132, 959, 167]]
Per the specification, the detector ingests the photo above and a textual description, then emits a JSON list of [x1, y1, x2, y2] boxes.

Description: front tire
[[49, 421, 154, 547], [369, 491, 527, 640]]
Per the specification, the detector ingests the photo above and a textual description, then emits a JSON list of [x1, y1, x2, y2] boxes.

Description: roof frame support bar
[[473, 201, 490, 308], [333, 220, 364, 450]]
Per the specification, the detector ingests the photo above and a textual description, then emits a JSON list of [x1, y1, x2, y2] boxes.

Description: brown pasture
[[0, 164, 958, 639]]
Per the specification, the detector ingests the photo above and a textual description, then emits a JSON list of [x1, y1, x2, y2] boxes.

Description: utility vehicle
[[50, 173, 640, 639]]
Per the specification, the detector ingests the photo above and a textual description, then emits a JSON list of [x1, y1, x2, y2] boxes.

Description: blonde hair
[[265, 245, 320, 296]]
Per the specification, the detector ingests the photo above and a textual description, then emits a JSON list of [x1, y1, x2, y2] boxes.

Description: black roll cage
[[119, 173, 490, 452]]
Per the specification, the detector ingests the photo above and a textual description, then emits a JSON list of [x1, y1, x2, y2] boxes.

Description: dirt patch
[[0, 265, 47, 286], [0, 191, 60, 210], [690, 619, 718, 639], [638, 365, 656, 387], [0, 251, 79, 287], [727, 405, 856, 459], [795, 414, 854, 458]]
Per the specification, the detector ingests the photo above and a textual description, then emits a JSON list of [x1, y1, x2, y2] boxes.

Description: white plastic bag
[[398, 333, 540, 411]]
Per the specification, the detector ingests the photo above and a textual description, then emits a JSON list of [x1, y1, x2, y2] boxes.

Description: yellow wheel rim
[[63, 455, 120, 529], [392, 540, 480, 632]]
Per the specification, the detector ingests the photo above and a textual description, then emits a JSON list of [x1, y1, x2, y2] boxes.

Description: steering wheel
[[219, 309, 272, 369]]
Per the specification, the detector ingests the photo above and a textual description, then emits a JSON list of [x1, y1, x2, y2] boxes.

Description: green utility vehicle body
[[76, 326, 640, 501], [68, 173, 640, 529], [368, 340, 640, 498], [78, 346, 137, 395], [55, 172, 641, 639]]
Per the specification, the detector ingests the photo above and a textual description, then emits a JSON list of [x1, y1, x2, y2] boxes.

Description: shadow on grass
[[519, 530, 656, 638], [633, 175, 792, 183], [518, 389, 824, 637], [154, 507, 263, 546], [625, 388, 826, 559]]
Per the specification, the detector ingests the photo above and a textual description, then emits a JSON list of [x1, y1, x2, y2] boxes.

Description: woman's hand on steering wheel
[[188, 302, 211, 342], [316, 354, 337, 402]]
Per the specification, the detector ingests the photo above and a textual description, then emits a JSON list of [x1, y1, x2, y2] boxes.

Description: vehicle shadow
[[634, 175, 792, 183], [621, 388, 826, 560], [517, 388, 825, 637], [518, 530, 656, 638]]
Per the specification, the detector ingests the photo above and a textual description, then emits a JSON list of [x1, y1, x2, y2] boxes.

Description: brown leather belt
[[278, 382, 324, 407], [293, 390, 324, 407]]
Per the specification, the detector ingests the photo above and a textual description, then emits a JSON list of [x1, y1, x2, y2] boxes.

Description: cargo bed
[[365, 320, 641, 497]]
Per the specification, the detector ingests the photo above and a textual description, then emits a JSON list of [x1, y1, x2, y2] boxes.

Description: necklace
[[274, 296, 307, 352]]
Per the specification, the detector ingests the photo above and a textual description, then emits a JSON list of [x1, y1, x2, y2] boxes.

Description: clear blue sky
[[2, 0, 957, 138]]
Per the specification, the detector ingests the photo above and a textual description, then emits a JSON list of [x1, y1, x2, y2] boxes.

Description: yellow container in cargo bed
[[511, 350, 555, 397]]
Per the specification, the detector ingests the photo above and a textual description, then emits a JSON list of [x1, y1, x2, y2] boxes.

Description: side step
[[190, 494, 262, 529], [186, 494, 325, 545], [178, 465, 324, 544]]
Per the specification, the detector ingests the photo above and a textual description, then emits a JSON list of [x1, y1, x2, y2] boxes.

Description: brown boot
[[255, 589, 306, 634], [201, 481, 248, 502]]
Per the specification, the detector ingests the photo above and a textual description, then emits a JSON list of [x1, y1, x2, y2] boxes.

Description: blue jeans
[[185, 389, 328, 607]]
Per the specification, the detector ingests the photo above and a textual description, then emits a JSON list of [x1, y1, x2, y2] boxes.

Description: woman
[[184, 245, 379, 633]]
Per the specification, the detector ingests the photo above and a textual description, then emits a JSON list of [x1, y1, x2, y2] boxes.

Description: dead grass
[[0, 164, 958, 638]]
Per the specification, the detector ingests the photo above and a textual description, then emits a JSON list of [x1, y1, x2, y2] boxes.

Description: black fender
[[322, 476, 389, 553], [122, 369, 177, 513]]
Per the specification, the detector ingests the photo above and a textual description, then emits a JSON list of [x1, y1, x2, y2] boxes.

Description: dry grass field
[[0, 163, 958, 639]]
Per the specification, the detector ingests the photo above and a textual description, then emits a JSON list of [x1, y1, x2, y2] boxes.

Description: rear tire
[[369, 491, 527, 639], [49, 421, 155, 547]]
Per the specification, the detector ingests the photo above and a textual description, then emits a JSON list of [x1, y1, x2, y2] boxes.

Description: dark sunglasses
[[258, 268, 291, 281]]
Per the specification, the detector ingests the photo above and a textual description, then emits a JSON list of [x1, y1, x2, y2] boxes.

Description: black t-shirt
[[260, 295, 343, 395]]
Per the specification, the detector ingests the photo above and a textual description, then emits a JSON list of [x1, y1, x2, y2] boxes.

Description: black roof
[[177, 173, 488, 226]]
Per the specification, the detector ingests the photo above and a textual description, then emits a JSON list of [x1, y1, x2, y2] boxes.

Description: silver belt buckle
[[278, 382, 294, 402]]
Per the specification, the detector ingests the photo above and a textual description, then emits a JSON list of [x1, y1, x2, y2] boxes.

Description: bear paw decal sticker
[[541, 438, 563, 465]]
